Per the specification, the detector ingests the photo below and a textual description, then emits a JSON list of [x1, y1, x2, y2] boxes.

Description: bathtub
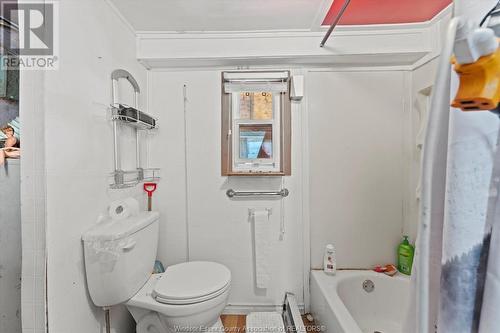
[[310, 270, 410, 333]]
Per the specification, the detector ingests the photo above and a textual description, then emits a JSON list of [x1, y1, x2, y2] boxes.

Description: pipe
[[320, 0, 351, 47], [104, 307, 111, 333], [417, 16, 463, 333], [183, 84, 191, 262], [135, 91, 141, 172], [111, 70, 142, 173], [136, 130, 141, 169], [111, 69, 141, 94], [111, 79, 120, 172]]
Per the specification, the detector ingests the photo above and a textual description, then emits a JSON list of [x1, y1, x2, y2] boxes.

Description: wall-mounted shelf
[[111, 104, 157, 130], [110, 168, 160, 189], [110, 69, 160, 189]]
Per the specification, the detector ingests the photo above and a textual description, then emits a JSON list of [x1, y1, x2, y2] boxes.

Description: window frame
[[221, 71, 291, 176]]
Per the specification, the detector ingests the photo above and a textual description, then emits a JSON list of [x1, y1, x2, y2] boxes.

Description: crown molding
[[134, 4, 451, 69]]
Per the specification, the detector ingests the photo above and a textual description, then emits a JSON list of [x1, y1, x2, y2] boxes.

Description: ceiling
[[109, 0, 326, 32], [323, 0, 452, 25], [109, 0, 452, 33]]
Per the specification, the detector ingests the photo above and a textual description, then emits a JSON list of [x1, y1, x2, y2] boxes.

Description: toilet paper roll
[[108, 197, 140, 220]]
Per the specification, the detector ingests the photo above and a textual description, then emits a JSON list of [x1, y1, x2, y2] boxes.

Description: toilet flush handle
[[122, 239, 137, 252]]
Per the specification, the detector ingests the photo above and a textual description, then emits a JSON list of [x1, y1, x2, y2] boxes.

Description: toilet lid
[[153, 261, 231, 305]]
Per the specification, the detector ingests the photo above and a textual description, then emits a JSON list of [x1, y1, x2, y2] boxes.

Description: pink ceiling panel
[[323, 0, 452, 25]]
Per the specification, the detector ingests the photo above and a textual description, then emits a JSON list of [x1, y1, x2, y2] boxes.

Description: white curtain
[[406, 1, 500, 332], [438, 1, 500, 332], [438, 106, 498, 333], [478, 129, 500, 333]]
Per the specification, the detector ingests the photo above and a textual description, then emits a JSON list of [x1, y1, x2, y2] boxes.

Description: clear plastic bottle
[[323, 244, 336, 275]]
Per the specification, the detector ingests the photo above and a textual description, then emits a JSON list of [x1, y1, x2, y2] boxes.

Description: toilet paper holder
[[248, 208, 272, 219]]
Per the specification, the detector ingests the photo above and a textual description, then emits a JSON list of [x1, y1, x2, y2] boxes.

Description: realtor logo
[[1, 1, 59, 70]]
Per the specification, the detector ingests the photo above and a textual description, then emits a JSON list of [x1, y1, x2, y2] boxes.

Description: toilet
[[82, 211, 231, 333]]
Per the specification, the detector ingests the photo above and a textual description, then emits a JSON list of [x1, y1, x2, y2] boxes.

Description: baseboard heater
[[282, 293, 306, 333]]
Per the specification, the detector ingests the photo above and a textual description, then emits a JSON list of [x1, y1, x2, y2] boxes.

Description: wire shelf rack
[[109, 69, 160, 189], [109, 168, 161, 189]]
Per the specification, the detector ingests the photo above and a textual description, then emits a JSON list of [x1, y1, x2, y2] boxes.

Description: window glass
[[237, 92, 273, 120], [239, 124, 273, 159]]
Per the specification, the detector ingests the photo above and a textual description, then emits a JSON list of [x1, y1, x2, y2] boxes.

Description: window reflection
[[239, 124, 273, 159]]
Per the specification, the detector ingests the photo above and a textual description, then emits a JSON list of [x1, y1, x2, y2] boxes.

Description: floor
[[221, 314, 316, 333], [221, 315, 246, 332]]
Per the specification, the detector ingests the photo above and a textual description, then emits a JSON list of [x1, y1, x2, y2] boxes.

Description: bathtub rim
[[310, 269, 410, 333]]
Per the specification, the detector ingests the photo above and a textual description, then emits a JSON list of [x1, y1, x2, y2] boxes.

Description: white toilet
[[82, 211, 231, 333]]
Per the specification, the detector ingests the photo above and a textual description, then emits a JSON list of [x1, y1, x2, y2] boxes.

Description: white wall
[[148, 66, 423, 309], [43, 1, 148, 333], [308, 70, 410, 269], [21, 68, 47, 333], [148, 69, 306, 312], [404, 60, 439, 242], [0, 159, 21, 333]]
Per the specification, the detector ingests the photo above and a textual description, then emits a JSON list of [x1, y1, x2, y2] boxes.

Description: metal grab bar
[[226, 188, 289, 198]]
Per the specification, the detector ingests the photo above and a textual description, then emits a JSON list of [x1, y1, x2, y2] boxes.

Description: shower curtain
[[439, 1, 500, 332], [477, 128, 500, 333], [405, 1, 500, 332], [438, 106, 499, 333]]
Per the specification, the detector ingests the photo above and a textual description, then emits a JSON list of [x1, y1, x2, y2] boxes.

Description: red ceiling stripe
[[322, 0, 452, 25]]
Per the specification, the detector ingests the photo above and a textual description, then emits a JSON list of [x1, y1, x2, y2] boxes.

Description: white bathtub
[[310, 270, 410, 333]]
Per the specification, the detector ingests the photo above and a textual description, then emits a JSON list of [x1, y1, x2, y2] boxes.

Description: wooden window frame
[[221, 71, 291, 176]]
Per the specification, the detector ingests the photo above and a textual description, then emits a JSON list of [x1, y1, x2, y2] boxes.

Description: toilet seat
[[127, 273, 230, 318], [126, 265, 231, 329], [152, 261, 231, 305], [155, 281, 230, 305]]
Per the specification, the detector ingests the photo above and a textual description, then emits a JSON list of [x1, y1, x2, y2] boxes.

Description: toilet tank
[[82, 211, 160, 307]]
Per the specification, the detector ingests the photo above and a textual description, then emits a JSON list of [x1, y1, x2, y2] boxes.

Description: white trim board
[[300, 68, 311, 313], [146, 64, 421, 73], [137, 53, 429, 70]]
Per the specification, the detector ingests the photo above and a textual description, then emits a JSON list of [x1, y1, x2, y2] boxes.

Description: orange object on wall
[[452, 48, 500, 112]]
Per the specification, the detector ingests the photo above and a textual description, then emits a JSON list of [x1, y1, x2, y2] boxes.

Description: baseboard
[[223, 303, 306, 315]]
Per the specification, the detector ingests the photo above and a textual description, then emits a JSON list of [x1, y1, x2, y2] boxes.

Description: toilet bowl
[[82, 209, 231, 333], [127, 262, 231, 333]]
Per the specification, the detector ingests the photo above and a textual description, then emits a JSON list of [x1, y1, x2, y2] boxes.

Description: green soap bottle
[[397, 236, 414, 275]]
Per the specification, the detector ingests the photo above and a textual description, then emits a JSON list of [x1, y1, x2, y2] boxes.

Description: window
[[222, 71, 291, 176], [233, 92, 280, 172]]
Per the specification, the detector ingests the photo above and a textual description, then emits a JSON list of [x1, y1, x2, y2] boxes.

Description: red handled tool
[[143, 183, 157, 211]]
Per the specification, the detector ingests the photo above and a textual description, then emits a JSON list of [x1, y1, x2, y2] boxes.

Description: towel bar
[[226, 189, 289, 198]]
